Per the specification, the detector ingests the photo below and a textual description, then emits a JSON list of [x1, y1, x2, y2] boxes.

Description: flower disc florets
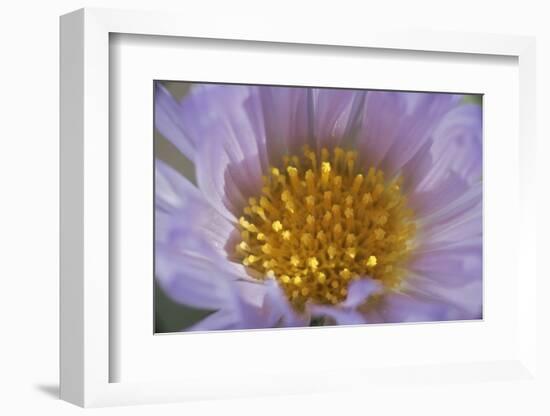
[[235, 146, 416, 308]]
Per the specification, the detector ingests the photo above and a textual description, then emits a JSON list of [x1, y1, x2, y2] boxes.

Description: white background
[[1, 0, 548, 415]]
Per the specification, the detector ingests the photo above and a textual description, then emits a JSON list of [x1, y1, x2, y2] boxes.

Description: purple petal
[[157, 235, 281, 331], [409, 245, 482, 288], [311, 88, 366, 150], [156, 158, 202, 213], [154, 83, 197, 162], [309, 305, 367, 325], [405, 198, 482, 319], [409, 171, 470, 219], [185, 310, 242, 332], [257, 86, 365, 165], [185, 294, 270, 331], [357, 92, 461, 177], [155, 160, 234, 253], [260, 279, 309, 327], [418, 181, 482, 247], [341, 278, 382, 308], [308, 278, 381, 325], [184, 285, 267, 331], [155, 243, 238, 311], [377, 291, 466, 323], [189, 85, 268, 220], [259, 86, 313, 164], [194, 128, 256, 220], [400, 138, 434, 193], [158, 235, 293, 331], [419, 104, 482, 190], [185, 279, 309, 331], [156, 160, 240, 311], [404, 276, 482, 320], [188, 85, 267, 171]]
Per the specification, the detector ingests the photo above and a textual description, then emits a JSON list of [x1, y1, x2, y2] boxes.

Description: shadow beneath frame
[[35, 384, 59, 399]]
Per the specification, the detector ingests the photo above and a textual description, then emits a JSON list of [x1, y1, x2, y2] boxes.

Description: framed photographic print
[[60, 7, 539, 408]]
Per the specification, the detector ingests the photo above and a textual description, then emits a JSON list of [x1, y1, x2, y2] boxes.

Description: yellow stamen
[[272, 221, 283, 232], [234, 146, 416, 308], [366, 255, 378, 267], [290, 255, 300, 267], [307, 257, 319, 270]]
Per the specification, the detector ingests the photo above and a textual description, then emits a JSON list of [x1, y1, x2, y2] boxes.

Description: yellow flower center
[[234, 146, 416, 308]]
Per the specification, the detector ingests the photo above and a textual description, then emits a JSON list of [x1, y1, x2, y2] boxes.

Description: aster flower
[[155, 82, 482, 331]]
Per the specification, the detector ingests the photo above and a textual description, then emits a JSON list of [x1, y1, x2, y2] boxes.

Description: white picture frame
[[60, 7, 538, 408]]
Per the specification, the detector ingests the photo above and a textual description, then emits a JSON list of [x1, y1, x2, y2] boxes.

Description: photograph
[[154, 82, 483, 332]]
